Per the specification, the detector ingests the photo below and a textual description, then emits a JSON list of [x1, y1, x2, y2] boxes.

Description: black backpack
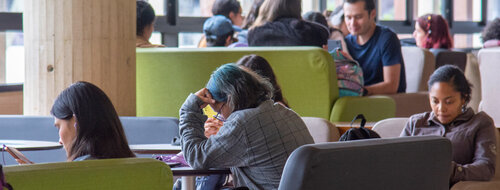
[[339, 114, 381, 141]]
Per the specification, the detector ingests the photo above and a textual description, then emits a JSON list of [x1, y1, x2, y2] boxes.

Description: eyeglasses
[[213, 102, 227, 122]]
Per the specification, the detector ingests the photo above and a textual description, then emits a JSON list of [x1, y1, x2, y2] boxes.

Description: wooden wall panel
[[0, 91, 23, 115], [24, 0, 136, 116]]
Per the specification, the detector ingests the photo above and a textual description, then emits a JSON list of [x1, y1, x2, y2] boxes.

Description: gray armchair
[[279, 136, 452, 190]]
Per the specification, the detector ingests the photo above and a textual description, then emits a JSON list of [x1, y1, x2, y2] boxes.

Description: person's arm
[[364, 32, 404, 95], [450, 121, 497, 184], [364, 64, 400, 95], [179, 92, 249, 169]]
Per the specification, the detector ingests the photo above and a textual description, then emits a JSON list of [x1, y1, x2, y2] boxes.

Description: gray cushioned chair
[[430, 49, 467, 71], [301, 117, 340, 143], [279, 136, 452, 190]]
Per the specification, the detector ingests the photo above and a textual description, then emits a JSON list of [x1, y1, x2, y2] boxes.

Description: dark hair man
[[344, 0, 406, 95], [212, 0, 243, 27]]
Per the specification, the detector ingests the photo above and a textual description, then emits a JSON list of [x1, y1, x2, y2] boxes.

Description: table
[[129, 143, 182, 154], [333, 122, 377, 135], [0, 140, 62, 151], [171, 167, 232, 190]]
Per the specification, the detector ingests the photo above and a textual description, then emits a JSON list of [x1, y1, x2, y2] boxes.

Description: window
[[487, 0, 500, 21], [148, 0, 166, 15], [453, 0, 482, 22], [414, 0, 444, 18], [179, 32, 203, 48], [454, 33, 483, 49], [0, 0, 23, 84], [4, 32, 24, 83], [150, 32, 162, 45], [326, 0, 344, 11], [378, 0, 406, 21]]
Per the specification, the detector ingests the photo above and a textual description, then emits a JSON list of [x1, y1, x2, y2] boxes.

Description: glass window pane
[[5, 32, 24, 84], [453, 0, 481, 22], [487, 0, 500, 21], [179, 32, 203, 48], [180, 0, 253, 17], [454, 33, 482, 49], [0, 0, 23, 12], [148, 0, 165, 16], [378, 0, 406, 21], [414, 0, 444, 19], [327, 0, 344, 11], [150, 32, 162, 45]]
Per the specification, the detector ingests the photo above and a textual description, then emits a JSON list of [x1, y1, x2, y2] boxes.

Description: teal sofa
[[3, 158, 173, 190], [136, 47, 395, 122]]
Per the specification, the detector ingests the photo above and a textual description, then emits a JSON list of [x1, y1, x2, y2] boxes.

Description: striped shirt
[[179, 94, 314, 189]]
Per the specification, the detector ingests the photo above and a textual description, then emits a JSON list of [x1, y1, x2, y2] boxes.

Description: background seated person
[[51, 81, 135, 161], [303, 10, 353, 59], [203, 15, 235, 47], [136, 0, 165, 48], [179, 64, 314, 189], [343, 0, 406, 95], [248, 0, 329, 48], [401, 65, 496, 185], [329, 5, 350, 37], [198, 0, 243, 48], [237, 0, 265, 45], [482, 17, 500, 48], [413, 14, 453, 49]]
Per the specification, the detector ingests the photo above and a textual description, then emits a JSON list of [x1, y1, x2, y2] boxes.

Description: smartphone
[[3, 146, 34, 164], [327, 39, 342, 52]]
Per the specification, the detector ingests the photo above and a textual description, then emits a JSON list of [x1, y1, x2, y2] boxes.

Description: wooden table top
[[332, 122, 377, 135]]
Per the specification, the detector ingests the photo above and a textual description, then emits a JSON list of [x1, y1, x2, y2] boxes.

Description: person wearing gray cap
[[203, 15, 236, 47]]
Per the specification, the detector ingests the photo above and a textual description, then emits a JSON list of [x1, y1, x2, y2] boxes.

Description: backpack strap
[[350, 114, 366, 128]]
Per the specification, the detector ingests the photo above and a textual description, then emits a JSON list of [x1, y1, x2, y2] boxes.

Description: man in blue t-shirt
[[343, 0, 406, 95]]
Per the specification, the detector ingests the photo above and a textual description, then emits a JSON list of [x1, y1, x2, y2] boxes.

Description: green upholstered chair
[[3, 158, 173, 190], [136, 47, 395, 122]]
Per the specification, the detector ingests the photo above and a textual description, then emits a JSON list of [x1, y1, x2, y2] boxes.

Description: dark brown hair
[[236, 55, 289, 107], [51, 81, 135, 161]]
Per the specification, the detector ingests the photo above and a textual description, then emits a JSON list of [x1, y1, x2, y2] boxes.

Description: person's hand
[[194, 88, 216, 109], [204, 117, 223, 138]]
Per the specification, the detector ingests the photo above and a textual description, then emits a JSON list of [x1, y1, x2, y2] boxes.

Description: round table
[[129, 143, 182, 154], [0, 140, 62, 151]]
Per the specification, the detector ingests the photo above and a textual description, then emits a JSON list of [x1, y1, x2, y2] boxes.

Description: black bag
[[339, 114, 381, 141], [0, 164, 13, 190]]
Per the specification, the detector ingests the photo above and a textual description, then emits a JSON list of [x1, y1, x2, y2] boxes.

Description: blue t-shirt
[[345, 25, 406, 93]]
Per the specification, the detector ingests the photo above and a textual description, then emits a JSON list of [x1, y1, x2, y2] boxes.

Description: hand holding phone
[[3, 145, 34, 164]]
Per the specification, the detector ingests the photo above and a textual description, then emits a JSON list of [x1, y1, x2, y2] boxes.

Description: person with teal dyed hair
[[179, 63, 314, 189]]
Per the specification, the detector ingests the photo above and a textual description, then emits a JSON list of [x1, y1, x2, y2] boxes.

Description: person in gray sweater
[[179, 63, 314, 189]]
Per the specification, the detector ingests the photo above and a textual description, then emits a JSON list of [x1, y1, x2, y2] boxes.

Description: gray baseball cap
[[203, 15, 234, 40]]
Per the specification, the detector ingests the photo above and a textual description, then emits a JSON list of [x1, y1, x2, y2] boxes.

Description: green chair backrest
[[4, 158, 173, 190], [137, 47, 339, 120]]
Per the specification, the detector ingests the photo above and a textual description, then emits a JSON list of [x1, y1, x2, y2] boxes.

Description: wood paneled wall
[[23, 0, 136, 116]]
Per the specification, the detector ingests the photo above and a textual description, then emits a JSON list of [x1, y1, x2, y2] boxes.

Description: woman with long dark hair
[[51, 81, 135, 161]]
